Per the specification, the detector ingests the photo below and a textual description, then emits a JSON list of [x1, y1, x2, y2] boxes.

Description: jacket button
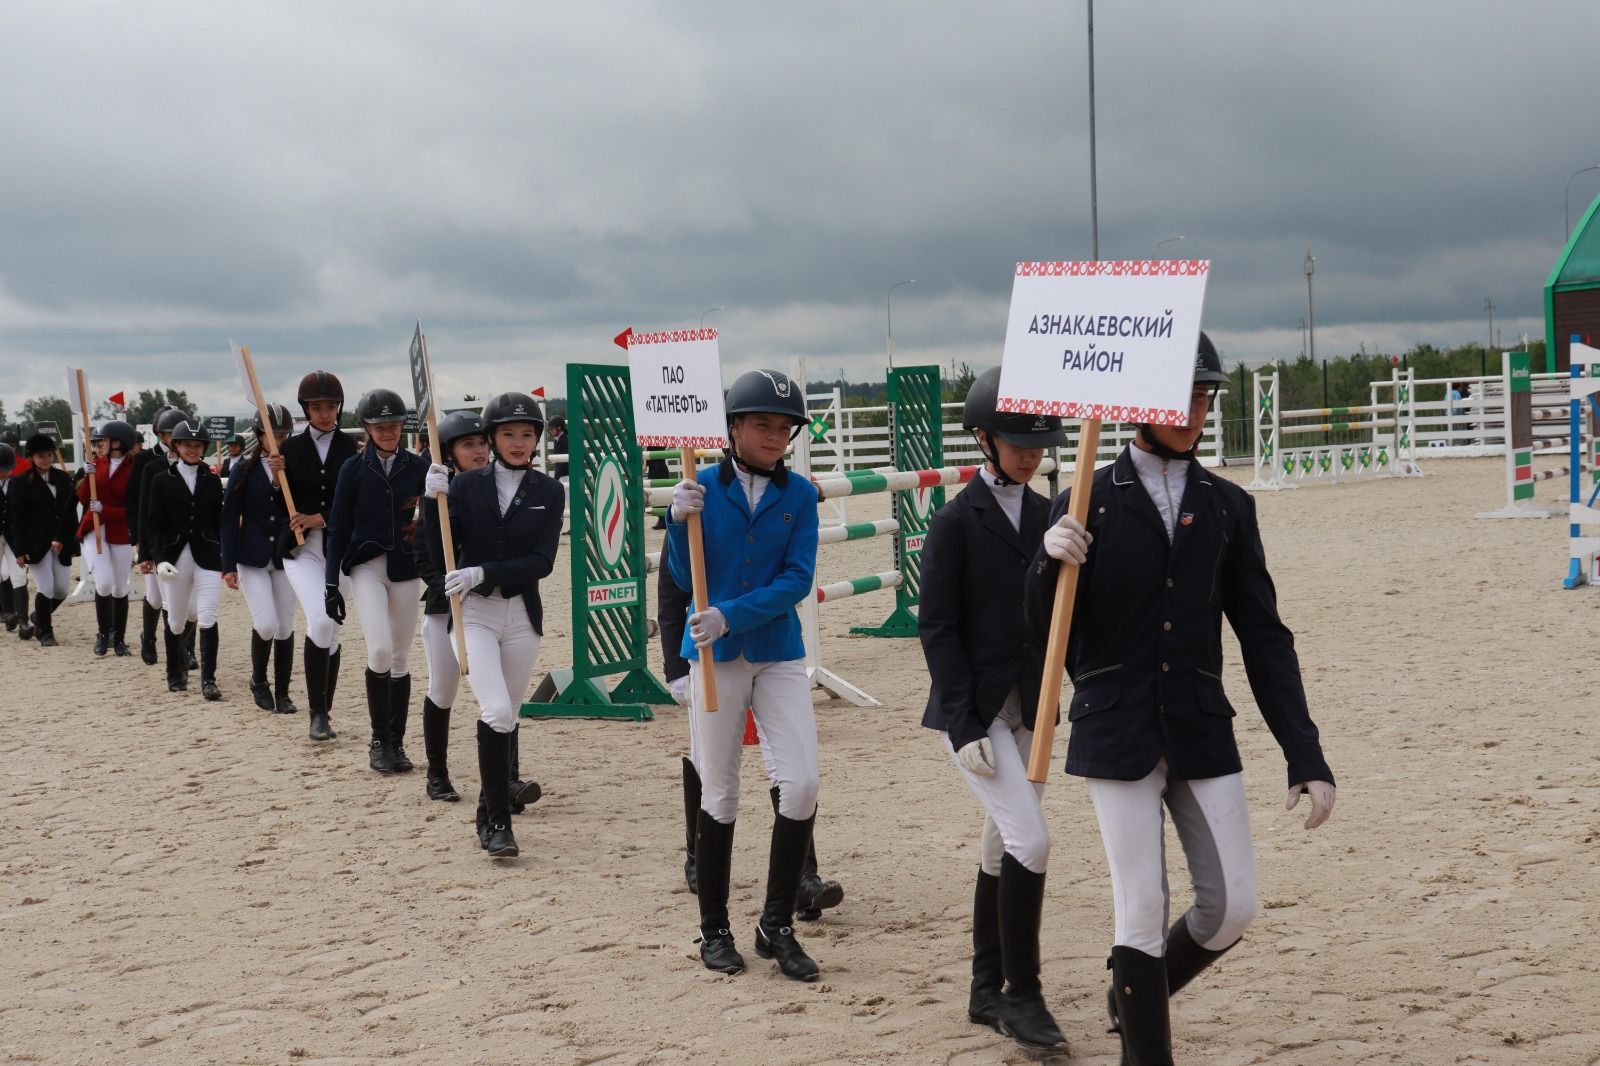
[[1166, 578, 1174, 588], [1161, 662, 1170, 672], [1162, 621, 1172, 631]]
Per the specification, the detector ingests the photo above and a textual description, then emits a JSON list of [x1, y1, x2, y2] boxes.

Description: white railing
[[801, 394, 1231, 476]]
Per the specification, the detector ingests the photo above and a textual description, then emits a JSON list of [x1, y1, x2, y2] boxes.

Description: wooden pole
[[1025, 417, 1101, 783], [680, 446, 719, 712], [238, 346, 306, 547], [418, 331, 469, 676], [76, 369, 104, 555]]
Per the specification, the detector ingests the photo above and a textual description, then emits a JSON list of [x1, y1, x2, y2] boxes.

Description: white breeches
[[943, 691, 1050, 875], [282, 530, 346, 650], [91, 543, 134, 597], [348, 556, 421, 676], [461, 592, 540, 733], [238, 564, 297, 640], [143, 566, 164, 610], [1087, 759, 1259, 955], [1, 541, 20, 584], [689, 655, 817, 825], [29, 556, 72, 600], [421, 612, 461, 708], [163, 547, 219, 631]]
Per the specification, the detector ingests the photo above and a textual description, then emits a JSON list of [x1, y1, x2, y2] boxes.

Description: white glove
[[1287, 781, 1337, 830], [956, 737, 996, 778], [89, 500, 103, 514], [670, 675, 690, 706], [155, 561, 179, 583], [688, 606, 727, 649], [83, 459, 96, 476], [444, 565, 483, 598], [1043, 514, 1092, 565], [425, 463, 450, 497], [671, 479, 706, 522]]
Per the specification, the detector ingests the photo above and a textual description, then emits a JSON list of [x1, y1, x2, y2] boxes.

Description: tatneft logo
[[910, 485, 934, 522], [595, 457, 627, 569]]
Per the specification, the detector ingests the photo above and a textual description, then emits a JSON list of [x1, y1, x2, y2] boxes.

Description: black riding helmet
[[356, 388, 408, 425], [481, 391, 544, 468], [1136, 330, 1229, 460], [168, 418, 209, 448], [101, 420, 139, 455], [24, 433, 57, 457], [0, 442, 15, 474], [962, 366, 1069, 486], [725, 369, 805, 475], [436, 410, 487, 469], [155, 408, 193, 436], [251, 402, 294, 438]]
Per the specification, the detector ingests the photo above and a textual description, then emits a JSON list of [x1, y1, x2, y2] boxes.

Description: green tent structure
[[1545, 191, 1600, 372]]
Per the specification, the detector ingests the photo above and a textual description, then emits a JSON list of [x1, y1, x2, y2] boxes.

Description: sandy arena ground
[[3, 456, 1599, 1065]]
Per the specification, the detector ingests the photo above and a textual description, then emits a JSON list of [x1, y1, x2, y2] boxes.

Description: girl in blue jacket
[[666, 369, 821, 982]]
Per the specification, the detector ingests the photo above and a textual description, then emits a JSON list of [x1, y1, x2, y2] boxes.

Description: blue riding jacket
[[666, 458, 818, 664]]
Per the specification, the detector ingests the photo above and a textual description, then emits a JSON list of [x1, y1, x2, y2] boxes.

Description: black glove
[[324, 583, 346, 625]]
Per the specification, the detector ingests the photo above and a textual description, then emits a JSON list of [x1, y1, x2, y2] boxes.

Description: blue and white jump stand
[[1563, 338, 1600, 589]]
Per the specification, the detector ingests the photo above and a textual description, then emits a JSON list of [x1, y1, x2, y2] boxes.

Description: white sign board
[[626, 327, 728, 448], [997, 260, 1210, 426]]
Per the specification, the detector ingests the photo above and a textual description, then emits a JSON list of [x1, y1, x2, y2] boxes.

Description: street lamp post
[[1567, 165, 1600, 237], [1155, 235, 1186, 257], [1299, 317, 1308, 360], [699, 306, 724, 329], [1483, 297, 1494, 357], [1086, 0, 1098, 260], [1304, 249, 1316, 363], [886, 280, 915, 369]]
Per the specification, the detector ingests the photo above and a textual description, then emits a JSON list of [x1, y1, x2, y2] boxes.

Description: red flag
[[108, 391, 125, 406], [531, 386, 546, 398]]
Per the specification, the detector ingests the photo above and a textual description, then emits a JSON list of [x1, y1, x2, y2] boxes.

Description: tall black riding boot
[[34, 593, 58, 647], [15, 585, 33, 641], [768, 786, 842, 920], [326, 645, 343, 713], [969, 868, 1004, 1030], [249, 633, 275, 709], [139, 600, 159, 663], [1111, 946, 1173, 1066], [163, 624, 187, 691], [182, 619, 198, 671], [476, 721, 518, 857], [199, 625, 221, 701], [0, 581, 13, 629], [111, 596, 131, 656], [508, 724, 540, 811], [387, 673, 414, 772], [682, 758, 701, 894], [273, 637, 298, 713], [421, 697, 458, 800], [1107, 917, 1240, 1035], [694, 811, 744, 974], [93, 594, 111, 656], [754, 810, 821, 981], [365, 668, 395, 772], [993, 853, 1065, 1052], [304, 639, 335, 740]]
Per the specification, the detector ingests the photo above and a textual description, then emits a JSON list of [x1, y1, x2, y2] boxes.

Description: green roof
[[1549, 192, 1600, 290]]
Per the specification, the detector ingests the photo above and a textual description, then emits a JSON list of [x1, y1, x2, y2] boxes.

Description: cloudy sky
[[2, 1, 1596, 418]]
